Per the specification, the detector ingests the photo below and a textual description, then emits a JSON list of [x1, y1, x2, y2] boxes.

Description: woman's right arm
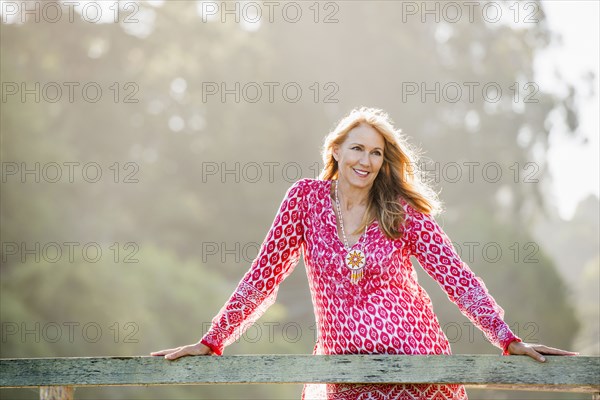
[[151, 178, 307, 360]]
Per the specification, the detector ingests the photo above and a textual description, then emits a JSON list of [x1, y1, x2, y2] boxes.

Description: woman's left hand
[[507, 341, 579, 362]]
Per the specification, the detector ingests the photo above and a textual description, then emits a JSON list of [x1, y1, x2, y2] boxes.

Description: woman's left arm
[[405, 205, 578, 362]]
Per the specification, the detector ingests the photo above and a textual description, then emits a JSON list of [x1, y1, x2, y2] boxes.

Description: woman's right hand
[[150, 341, 215, 360]]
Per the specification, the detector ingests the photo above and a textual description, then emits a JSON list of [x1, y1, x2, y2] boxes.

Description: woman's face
[[333, 123, 385, 190]]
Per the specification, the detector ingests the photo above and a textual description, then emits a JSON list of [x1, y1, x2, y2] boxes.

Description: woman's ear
[[332, 145, 339, 162]]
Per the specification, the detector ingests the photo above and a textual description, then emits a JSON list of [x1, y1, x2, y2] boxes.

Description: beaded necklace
[[335, 180, 367, 284]]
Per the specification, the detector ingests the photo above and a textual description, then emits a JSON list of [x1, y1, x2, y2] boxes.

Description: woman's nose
[[359, 153, 370, 166]]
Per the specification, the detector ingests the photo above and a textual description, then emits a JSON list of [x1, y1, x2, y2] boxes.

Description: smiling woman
[[320, 107, 442, 242], [330, 123, 385, 283], [152, 107, 579, 400]]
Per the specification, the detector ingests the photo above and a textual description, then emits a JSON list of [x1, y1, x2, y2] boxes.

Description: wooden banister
[[1, 355, 599, 399]]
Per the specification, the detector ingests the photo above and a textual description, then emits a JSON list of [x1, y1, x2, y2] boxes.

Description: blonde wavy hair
[[319, 107, 442, 240]]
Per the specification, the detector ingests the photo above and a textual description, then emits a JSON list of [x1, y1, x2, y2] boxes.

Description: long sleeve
[[404, 203, 522, 356], [199, 178, 307, 356]]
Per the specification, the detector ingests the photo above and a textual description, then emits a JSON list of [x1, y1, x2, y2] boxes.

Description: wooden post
[[40, 386, 74, 400]]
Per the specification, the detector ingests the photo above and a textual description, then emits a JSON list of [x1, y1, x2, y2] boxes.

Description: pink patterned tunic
[[201, 178, 522, 400]]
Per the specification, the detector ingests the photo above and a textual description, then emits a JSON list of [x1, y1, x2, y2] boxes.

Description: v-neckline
[[326, 179, 375, 251]]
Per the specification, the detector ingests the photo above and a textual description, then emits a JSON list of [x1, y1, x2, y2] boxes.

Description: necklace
[[335, 180, 367, 285]]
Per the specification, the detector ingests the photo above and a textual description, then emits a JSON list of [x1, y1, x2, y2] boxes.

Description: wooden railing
[[1, 354, 599, 399]]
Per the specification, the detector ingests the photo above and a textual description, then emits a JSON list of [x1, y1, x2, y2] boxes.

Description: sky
[[535, 1, 600, 220]]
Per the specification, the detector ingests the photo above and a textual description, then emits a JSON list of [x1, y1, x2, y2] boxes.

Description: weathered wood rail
[[1, 355, 599, 399]]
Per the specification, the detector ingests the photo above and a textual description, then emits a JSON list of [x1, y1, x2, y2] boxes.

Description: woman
[[152, 107, 578, 399]]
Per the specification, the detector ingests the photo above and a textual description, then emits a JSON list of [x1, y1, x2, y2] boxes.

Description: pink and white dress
[[201, 178, 522, 400]]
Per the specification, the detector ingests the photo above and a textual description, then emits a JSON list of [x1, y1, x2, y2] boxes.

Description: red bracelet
[[502, 337, 522, 356], [200, 338, 222, 356]]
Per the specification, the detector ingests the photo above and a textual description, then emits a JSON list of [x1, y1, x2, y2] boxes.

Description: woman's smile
[[353, 168, 370, 178]]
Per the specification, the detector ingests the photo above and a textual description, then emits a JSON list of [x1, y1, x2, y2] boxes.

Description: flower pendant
[[345, 248, 366, 284]]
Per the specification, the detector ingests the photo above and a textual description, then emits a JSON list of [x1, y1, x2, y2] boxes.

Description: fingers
[[528, 348, 547, 363], [534, 345, 580, 356], [154, 346, 187, 360], [521, 344, 580, 363], [507, 342, 577, 362], [150, 346, 188, 359], [150, 347, 181, 356], [151, 343, 213, 360], [164, 348, 186, 360]]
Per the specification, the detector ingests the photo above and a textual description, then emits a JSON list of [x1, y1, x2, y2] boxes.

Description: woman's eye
[[351, 146, 381, 155]]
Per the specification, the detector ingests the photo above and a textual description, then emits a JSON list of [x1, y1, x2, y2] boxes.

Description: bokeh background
[[1, 1, 598, 399]]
